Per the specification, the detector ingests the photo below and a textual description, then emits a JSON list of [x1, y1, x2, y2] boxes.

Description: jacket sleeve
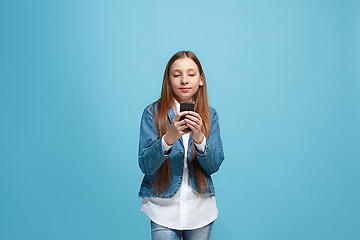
[[195, 108, 225, 175], [138, 105, 170, 176]]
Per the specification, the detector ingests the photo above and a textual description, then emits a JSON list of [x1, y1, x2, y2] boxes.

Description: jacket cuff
[[194, 135, 206, 153], [161, 136, 172, 155]]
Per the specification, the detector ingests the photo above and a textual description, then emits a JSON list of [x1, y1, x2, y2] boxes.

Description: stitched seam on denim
[[143, 105, 162, 175], [204, 142, 215, 173], [138, 184, 215, 198], [148, 139, 165, 175], [139, 175, 184, 198], [194, 145, 213, 175]]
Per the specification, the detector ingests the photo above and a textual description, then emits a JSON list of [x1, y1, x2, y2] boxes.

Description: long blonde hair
[[151, 51, 211, 194]]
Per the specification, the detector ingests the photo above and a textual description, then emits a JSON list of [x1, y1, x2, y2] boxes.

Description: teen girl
[[138, 50, 225, 240]]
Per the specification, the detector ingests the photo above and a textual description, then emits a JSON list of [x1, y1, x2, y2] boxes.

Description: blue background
[[1, 0, 359, 239]]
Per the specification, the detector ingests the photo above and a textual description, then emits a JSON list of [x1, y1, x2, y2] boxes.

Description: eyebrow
[[172, 68, 196, 72]]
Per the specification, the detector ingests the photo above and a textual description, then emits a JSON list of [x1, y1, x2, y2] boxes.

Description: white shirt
[[141, 98, 218, 230]]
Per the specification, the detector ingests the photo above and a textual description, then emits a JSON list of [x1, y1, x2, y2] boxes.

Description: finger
[[184, 118, 197, 128], [185, 122, 198, 133], [179, 121, 190, 129], [179, 124, 192, 133], [174, 111, 189, 121], [187, 111, 201, 119], [179, 130, 191, 135], [178, 118, 188, 126], [185, 114, 201, 124], [185, 119, 200, 131], [185, 117, 202, 129]]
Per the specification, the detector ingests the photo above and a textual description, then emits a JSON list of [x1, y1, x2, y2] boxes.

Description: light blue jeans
[[150, 220, 214, 240]]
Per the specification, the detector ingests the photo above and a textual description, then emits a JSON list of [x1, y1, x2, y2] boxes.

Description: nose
[[180, 75, 189, 84]]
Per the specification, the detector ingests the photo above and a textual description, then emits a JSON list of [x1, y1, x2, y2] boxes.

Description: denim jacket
[[138, 101, 225, 198]]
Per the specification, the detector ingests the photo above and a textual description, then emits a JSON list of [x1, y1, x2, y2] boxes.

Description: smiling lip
[[179, 88, 191, 92]]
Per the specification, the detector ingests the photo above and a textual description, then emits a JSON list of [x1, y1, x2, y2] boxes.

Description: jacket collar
[[167, 106, 176, 123]]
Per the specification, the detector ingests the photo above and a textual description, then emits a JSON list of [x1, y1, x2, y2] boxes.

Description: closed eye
[[173, 74, 195, 77]]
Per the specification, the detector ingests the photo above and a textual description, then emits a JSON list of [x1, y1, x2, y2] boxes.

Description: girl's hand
[[163, 111, 191, 146], [184, 111, 204, 144]]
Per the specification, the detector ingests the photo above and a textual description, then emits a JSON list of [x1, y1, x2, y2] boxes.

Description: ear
[[199, 74, 204, 86]]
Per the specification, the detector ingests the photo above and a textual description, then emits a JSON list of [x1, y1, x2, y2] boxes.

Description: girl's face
[[169, 57, 204, 103]]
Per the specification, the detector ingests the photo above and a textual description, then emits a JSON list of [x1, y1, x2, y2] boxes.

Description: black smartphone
[[179, 102, 195, 131]]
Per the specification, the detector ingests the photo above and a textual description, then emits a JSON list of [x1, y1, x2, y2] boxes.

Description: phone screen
[[179, 102, 195, 130]]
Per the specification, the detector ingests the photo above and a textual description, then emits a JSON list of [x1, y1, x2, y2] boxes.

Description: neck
[[174, 95, 193, 103]]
